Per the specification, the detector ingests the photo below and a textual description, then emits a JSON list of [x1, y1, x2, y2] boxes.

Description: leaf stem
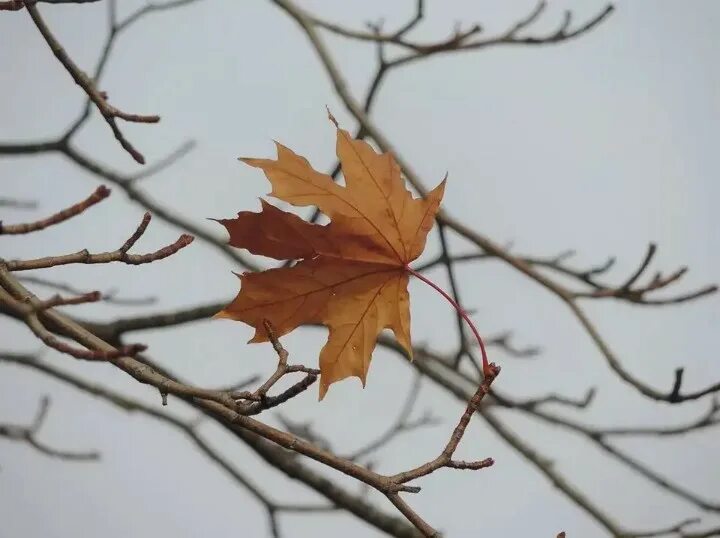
[[405, 265, 490, 375]]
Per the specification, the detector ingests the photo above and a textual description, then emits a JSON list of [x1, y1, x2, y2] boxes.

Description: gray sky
[[1, 1, 719, 536]]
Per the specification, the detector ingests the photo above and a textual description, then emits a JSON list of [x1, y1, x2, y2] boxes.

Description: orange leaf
[[216, 121, 445, 398]]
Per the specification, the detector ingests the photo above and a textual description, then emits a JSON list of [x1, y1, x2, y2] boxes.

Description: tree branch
[[0, 185, 109, 235], [0, 395, 99, 461], [4, 211, 194, 271], [22, 1, 160, 163]]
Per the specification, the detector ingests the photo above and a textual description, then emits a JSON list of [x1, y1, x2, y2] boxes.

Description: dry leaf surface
[[216, 122, 445, 398]]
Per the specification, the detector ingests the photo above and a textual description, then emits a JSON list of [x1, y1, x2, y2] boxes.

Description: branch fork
[[0, 186, 193, 360]]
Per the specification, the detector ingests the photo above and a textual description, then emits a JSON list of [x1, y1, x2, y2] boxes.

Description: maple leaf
[[215, 119, 445, 398]]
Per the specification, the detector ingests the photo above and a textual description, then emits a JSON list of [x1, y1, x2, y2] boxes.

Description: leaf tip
[[429, 174, 448, 202], [325, 106, 339, 128]]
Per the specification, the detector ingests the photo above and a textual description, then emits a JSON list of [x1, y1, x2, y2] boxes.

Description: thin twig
[[129, 140, 196, 182], [0, 395, 99, 461], [390, 363, 498, 486], [0, 197, 38, 209], [0, 185, 109, 234], [5, 212, 194, 271], [17, 275, 157, 306], [237, 320, 320, 415], [303, 0, 613, 60], [22, 1, 160, 163]]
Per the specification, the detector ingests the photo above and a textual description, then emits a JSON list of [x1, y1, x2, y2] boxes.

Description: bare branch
[[0, 185, 109, 235], [1, 0, 102, 7], [629, 517, 702, 538], [483, 330, 541, 359], [600, 397, 719, 436], [569, 302, 720, 403], [35, 290, 102, 310], [0, 395, 99, 461], [494, 390, 720, 513], [389, 363, 498, 486], [0, 197, 38, 209], [17, 275, 157, 306], [0, 267, 489, 537], [0, 200, 193, 362], [434, 222, 480, 372], [0, 353, 349, 538], [235, 320, 320, 415], [491, 387, 596, 411], [117, 0, 207, 32], [407, 348, 629, 536], [5, 212, 194, 271], [570, 243, 718, 305], [62, 144, 259, 271], [417, 246, 717, 307], [22, 1, 160, 163], [0, 266, 503, 537], [303, 0, 613, 64], [275, 414, 333, 452], [129, 140, 197, 182], [0, 283, 147, 360]]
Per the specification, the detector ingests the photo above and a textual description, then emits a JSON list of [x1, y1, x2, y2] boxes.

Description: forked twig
[[0, 395, 99, 461], [235, 320, 320, 415], [22, 1, 160, 163]]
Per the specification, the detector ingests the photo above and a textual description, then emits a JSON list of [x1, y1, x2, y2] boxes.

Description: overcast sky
[[1, 1, 718, 537]]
